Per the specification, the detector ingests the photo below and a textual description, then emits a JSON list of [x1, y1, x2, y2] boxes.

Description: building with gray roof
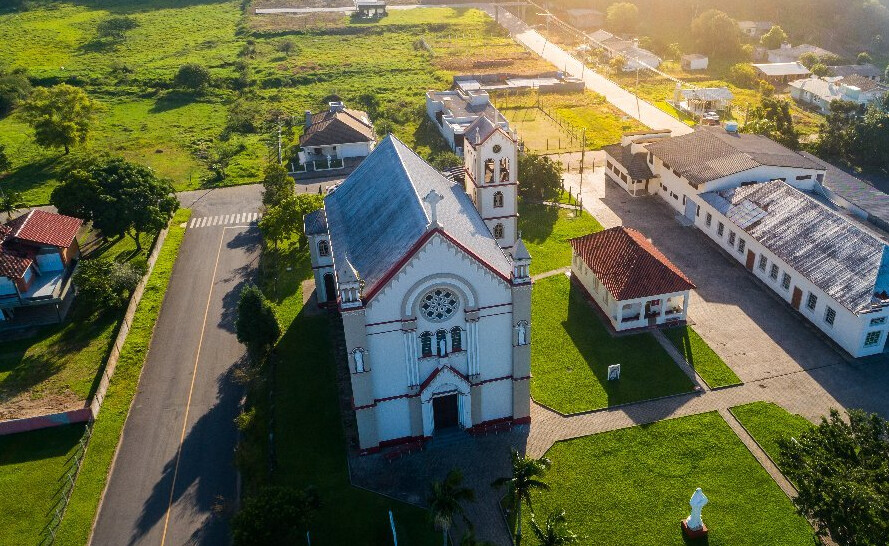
[[696, 181, 889, 357], [426, 89, 508, 155]]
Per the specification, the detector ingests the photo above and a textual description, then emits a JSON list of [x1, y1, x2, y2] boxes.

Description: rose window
[[420, 288, 459, 322]]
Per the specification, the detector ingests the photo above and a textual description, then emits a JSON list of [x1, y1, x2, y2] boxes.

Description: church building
[[304, 120, 532, 453]]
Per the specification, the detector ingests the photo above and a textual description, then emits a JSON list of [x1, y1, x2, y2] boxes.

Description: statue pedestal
[[681, 520, 708, 539]]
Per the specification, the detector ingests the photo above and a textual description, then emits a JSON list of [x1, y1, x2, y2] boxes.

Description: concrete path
[[91, 185, 263, 546], [719, 408, 797, 499]]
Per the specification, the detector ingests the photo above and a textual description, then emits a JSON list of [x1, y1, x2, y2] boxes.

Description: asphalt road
[[91, 184, 263, 546]]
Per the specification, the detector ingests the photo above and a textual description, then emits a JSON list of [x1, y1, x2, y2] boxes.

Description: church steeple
[[462, 114, 519, 253]]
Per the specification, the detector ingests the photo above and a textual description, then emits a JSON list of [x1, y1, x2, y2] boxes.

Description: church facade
[[305, 120, 532, 453]]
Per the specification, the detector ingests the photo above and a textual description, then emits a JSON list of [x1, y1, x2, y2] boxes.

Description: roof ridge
[[10, 210, 34, 239], [388, 134, 434, 226]]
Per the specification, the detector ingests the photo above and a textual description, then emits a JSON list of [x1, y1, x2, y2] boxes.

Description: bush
[[231, 486, 320, 546], [73, 259, 147, 310], [276, 39, 298, 55], [173, 63, 211, 93], [811, 63, 831, 77], [728, 63, 758, 88], [96, 16, 138, 40], [430, 151, 462, 171], [0, 69, 32, 116], [857, 51, 873, 65]]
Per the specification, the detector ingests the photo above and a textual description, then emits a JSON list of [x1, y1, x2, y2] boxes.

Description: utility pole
[[578, 128, 586, 214], [635, 66, 641, 120], [277, 120, 282, 164]]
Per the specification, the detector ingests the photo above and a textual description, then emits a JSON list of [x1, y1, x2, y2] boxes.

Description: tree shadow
[[149, 91, 201, 114], [129, 356, 246, 546], [517, 201, 559, 246]]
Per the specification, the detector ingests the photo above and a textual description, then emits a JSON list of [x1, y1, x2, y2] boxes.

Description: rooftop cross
[[423, 189, 444, 227]]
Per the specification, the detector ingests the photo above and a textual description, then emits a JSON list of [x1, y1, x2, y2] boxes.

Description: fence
[[41, 422, 92, 545]]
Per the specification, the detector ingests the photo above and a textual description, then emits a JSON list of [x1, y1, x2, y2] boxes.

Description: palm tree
[[428, 468, 475, 546], [530, 509, 579, 546], [491, 450, 551, 546], [460, 528, 495, 546], [0, 189, 24, 220]]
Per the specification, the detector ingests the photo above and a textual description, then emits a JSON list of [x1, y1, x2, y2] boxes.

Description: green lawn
[[662, 326, 741, 389], [0, 424, 86, 545], [531, 275, 694, 414], [521, 412, 816, 545], [0, 230, 155, 420], [56, 209, 191, 545], [730, 402, 814, 474], [518, 201, 602, 276], [234, 239, 436, 544]]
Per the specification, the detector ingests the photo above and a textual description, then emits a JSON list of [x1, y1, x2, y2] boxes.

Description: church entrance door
[[432, 394, 459, 430]]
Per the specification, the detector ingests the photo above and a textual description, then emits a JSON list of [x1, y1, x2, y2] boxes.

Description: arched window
[[436, 330, 448, 357], [499, 158, 510, 182], [484, 158, 495, 183], [451, 327, 463, 352], [493, 191, 504, 208], [318, 240, 330, 257], [420, 332, 433, 357], [493, 223, 504, 239]]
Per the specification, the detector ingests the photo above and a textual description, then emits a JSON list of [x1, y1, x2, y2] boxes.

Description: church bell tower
[[462, 115, 519, 253]]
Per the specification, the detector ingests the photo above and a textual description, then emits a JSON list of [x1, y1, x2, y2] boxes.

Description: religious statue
[[517, 322, 527, 346], [681, 487, 709, 538], [354, 349, 365, 373], [438, 337, 447, 357]]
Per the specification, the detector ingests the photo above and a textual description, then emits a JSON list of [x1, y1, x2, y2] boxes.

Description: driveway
[[91, 185, 263, 546], [562, 170, 889, 419]]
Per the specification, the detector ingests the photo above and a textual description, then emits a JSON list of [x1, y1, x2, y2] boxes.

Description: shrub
[[96, 16, 138, 40], [728, 63, 758, 88], [173, 63, 211, 93], [857, 51, 873, 65], [231, 486, 320, 546], [0, 69, 32, 116], [74, 259, 147, 310]]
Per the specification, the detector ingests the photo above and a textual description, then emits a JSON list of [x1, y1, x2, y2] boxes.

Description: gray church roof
[[646, 127, 824, 188], [304, 208, 328, 236], [700, 181, 889, 313], [323, 135, 513, 299]]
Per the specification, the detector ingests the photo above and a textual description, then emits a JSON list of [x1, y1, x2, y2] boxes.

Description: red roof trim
[[363, 228, 511, 303]]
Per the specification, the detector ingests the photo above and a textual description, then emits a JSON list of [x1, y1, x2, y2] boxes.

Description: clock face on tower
[[492, 144, 501, 154]]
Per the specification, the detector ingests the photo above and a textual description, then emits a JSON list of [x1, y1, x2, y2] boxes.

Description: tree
[[530, 509, 580, 546], [20, 84, 99, 154], [0, 144, 10, 175], [811, 63, 831, 77], [759, 80, 776, 97], [259, 193, 322, 249], [492, 450, 551, 546], [666, 42, 682, 61], [744, 97, 800, 150], [728, 63, 758, 88], [235, 284, 281, 357], [73, 259, 146, 310], [50, 157, 178, 250], [430, 150, 463, 171], [231, 486, 320, 546], [799, 51, 820, 69], [173, 63, 211, 93], [857, 51, 873, 65], [0, 190, 24, 220], [691, 9, 741, 60], [428, 469, 475, 546], [518, 153, 563, 201], [0, 69, 32, 116], [261, 162, 294, 208], [605, 2, 639, 34], [96, 16, 138, 40], [760, 25, 788, 50], [778, 409, 889, 545]]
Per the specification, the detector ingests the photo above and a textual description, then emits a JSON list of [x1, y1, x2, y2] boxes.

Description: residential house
[[298, 101, 376, 171], [354, 0, 386, 19], [587, 30, 662, 71], [570, 227, 695, 332], [752, 62, 811, 86], [303, 131, 531, 452], [681, 54, 709, 71], [602, 130, 671, 196], [0, 210, 82, 323], [675, 86, 734, 118], [830, 63, 883, 82], [696, 181, 889, 358], [738, 21, 773, 38], [767, 43, 838, 64], [426, 89, 509, 155], [789, 75, 887, 114], [564, 8, 603, 29]]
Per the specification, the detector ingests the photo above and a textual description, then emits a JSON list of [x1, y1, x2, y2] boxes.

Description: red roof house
[[569, 226, 695, 331]]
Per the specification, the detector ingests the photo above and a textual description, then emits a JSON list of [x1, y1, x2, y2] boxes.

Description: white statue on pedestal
[[686, 488, 708, 531], [354, 350, 365, 373], [438, 337, 447, 357]]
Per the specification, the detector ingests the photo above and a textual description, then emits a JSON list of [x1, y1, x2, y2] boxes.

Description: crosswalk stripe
[[190, 218, 197, 228], [199, 217, 208, 228], [235, 213, 242, 224], [186, 212, 262, 229]]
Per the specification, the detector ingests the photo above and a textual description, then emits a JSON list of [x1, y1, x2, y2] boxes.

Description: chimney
[[305, 110, 312, 127]]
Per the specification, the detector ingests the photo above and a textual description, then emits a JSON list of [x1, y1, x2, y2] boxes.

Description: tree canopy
[[50, 156, 178, 249], [20, 84, 99, 154], [73, 259, 146, 310], [173, 63, 211, 93], [518, 153, 563, 202], [779, 409, 889, 545], [428, 469, 475, 546], [690, 9, 742, 60], [760, 25, 788, 49], [235, 283, 281, 357], [231, 486, 320, 546], [606, 2, 639, 34], [261, 162, 294, 209], [258, 193, 322, 249], [96, 16, 138, 40], [0, 68, 31, 116]]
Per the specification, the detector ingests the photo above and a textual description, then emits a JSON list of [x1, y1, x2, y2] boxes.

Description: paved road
[[91, 185, 263, 546]]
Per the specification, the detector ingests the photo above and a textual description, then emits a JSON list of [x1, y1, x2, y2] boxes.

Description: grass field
[[497, 91, 646, 152], [730, 402, 814, 474], [518, 200, 602, 275], [520, 412, 816, 545], [0, 230, 155, 421], [662, 325, 742, 389], [56, 209, 191, 546], [531, 275, 694, 414], [0, 424, 86, 546], [239, 239, 436, 544]]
